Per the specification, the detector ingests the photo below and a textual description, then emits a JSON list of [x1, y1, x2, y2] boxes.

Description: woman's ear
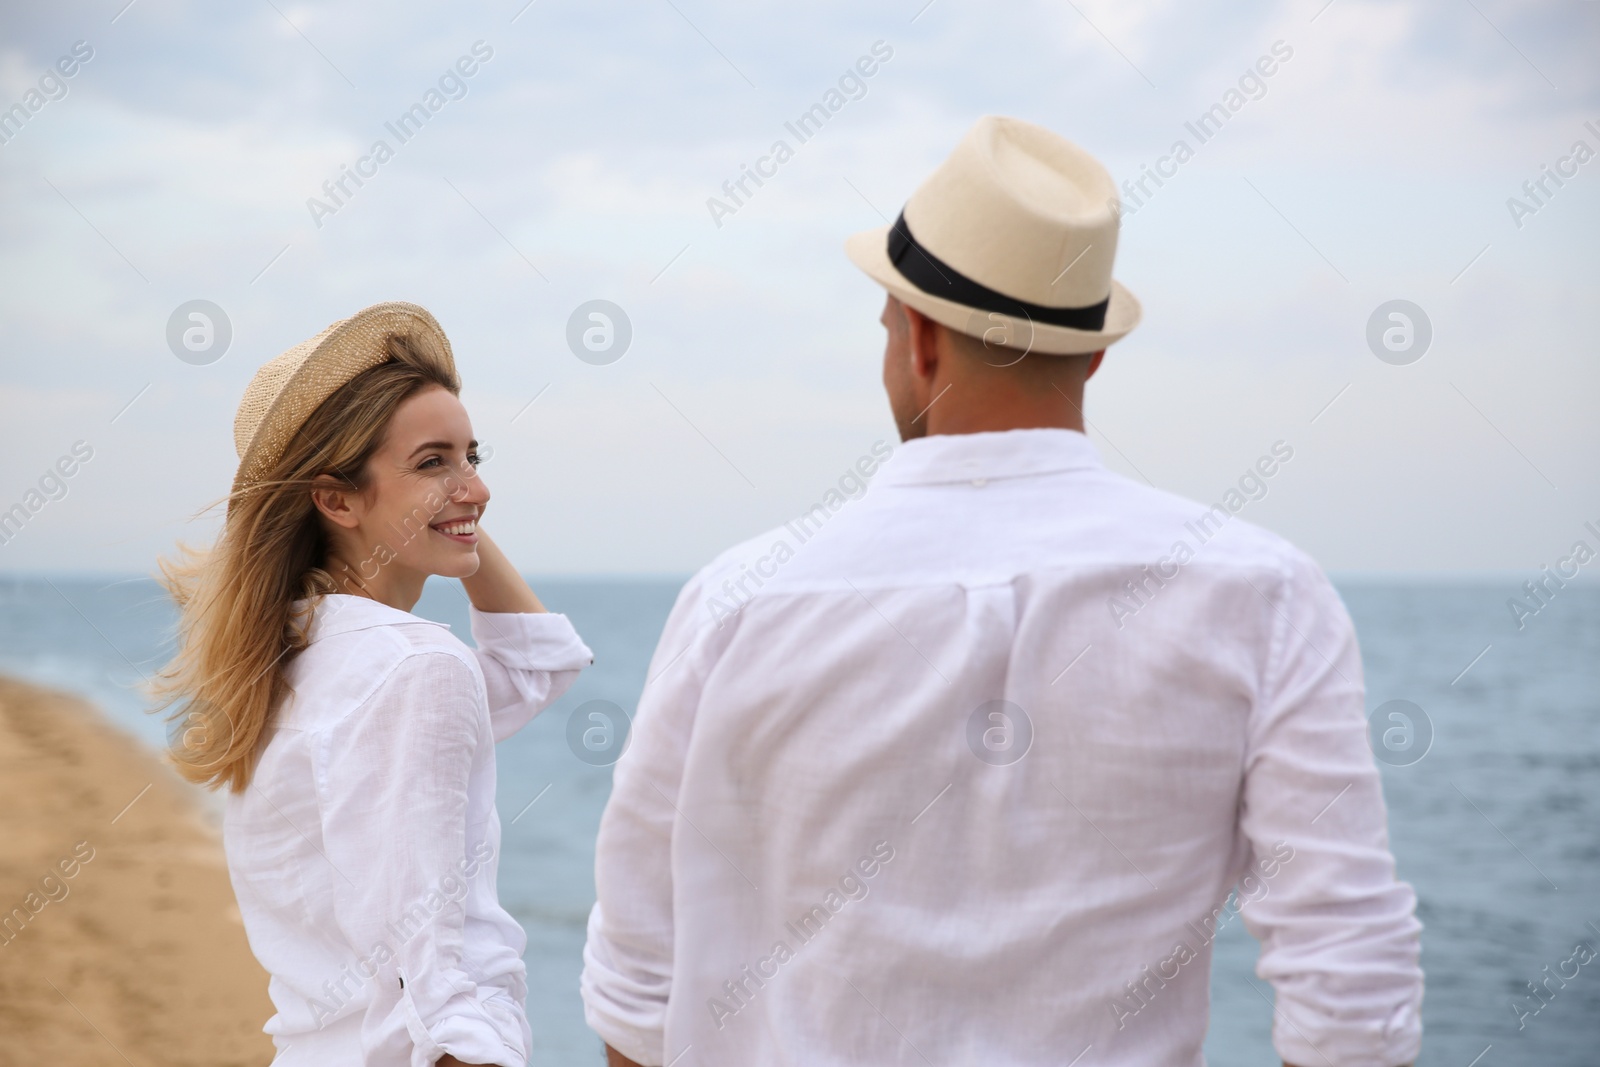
[[310, 474, 362, 529]]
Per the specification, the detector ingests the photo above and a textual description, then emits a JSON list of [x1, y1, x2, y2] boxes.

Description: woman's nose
[[454, 459, 490, 506]]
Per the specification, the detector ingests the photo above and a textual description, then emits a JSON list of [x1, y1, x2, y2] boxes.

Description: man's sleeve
[[580, 568, 733, 1066], [1237, 550, 1424, 1067]]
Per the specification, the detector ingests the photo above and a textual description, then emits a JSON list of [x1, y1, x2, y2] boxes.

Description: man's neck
[[920, 390, 1087, 437]]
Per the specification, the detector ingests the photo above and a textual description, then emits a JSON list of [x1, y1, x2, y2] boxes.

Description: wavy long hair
[[151, 331, 460, 792]]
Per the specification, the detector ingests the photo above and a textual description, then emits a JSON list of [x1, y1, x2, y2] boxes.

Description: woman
[[154, 302, 592, 1066]]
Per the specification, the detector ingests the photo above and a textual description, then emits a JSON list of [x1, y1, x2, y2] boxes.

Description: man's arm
[[606, 1047, 644, 1067], [1236, 552, 1424, 1066], [580, 567, 735, 1065]]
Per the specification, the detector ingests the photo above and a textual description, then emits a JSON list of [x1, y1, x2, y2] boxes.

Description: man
[[581, 115, 1423, 1067]]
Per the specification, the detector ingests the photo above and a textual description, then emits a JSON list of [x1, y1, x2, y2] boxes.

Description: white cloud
[[0, 0, 1595, 574]]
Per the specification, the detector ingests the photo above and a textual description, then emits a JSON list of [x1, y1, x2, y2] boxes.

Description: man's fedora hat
[[846, 115, 1140, 356], [230, 301, 455, 507]]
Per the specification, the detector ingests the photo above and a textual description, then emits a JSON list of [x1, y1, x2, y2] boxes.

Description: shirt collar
[[876, 428, 1104, 488], [298, 593, 452, 642]]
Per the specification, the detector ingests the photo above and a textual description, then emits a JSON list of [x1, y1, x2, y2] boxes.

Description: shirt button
[[972, 478, 987, 487]]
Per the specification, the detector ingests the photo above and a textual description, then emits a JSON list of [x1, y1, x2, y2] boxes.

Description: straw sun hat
[[230, 301, 455, 506], [846, 115, 1141, 356]]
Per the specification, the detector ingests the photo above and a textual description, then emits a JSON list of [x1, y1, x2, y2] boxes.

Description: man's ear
[[1085, 350, 1106, 380], [310, 474, 362, 530], [903, 305, 942, 384]]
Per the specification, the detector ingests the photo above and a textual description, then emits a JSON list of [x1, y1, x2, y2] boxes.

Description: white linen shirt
[[224, 593, 593, 1066], [581, 428, 1423, 1067]]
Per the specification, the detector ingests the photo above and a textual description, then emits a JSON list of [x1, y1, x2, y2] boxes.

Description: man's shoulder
[[679, 522, 801, 602], [668, 469, 1333, 618], [1110, 474, 1313, 565]]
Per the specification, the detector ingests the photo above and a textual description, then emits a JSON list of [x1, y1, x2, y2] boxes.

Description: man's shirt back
[[582, 428, 1423, 1067]]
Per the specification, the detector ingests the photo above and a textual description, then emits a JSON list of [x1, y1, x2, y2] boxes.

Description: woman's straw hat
[[846, 115, 1141, 356], [230, 301, 455, 504]]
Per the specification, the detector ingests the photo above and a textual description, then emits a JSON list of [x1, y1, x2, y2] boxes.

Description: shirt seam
[[1247, 556, 1296, 768], [315, 630, 484, 724], [309, 644, 489, 813], [879, 462, 1100, 488], [717, 556, 1302, 601]]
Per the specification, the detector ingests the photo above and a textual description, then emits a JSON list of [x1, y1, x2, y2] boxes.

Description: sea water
[[0, 574, 1594, 1064]]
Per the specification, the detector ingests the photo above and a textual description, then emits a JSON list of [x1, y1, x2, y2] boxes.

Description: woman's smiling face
[[313, 384, 490, 602]]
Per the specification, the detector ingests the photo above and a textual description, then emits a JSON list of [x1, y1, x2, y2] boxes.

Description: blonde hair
[[151, 332, 460, 792]]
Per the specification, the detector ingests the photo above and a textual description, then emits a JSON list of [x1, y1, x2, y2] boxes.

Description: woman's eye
[[466, 452, 481, 467], [418, 456, 442, 469]]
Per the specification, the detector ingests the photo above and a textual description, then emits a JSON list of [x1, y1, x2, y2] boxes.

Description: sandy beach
[[0, 676, 273, 1066]]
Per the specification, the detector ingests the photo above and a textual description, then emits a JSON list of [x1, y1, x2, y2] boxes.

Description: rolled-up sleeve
[[580, 573, 725, 1066], [320, 651, 526, 1067], [1239, 552, 1424, 1066], [469, 607, 594, 742]]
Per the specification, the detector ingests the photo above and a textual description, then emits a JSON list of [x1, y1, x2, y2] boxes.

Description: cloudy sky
[[0, 0, 1595, 577]]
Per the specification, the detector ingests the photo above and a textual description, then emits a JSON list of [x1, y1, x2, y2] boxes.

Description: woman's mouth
[[431, 518, 478, 544]]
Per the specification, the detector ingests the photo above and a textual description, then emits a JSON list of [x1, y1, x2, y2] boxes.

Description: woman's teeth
[[436, 520, 476, 536]]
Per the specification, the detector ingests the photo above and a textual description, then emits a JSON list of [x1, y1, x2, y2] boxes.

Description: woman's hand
[[459, 526, 545, 614]]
